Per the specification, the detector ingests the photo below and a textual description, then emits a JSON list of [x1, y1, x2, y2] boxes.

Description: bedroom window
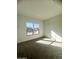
[[33, 24, 39, 34], [26, 22, 39, 35], [26, 22, 33, 35]]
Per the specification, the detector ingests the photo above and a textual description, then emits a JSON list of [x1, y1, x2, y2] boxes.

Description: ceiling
[[17, 0, 62, 20]]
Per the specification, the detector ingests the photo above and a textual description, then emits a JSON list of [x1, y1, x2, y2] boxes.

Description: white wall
[[17, 15, 43, 43], [17, 14, 62, 43], [44, 14, 62, 41]]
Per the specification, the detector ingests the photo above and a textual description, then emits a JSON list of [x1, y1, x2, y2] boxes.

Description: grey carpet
[[17, 38, 62, 59]]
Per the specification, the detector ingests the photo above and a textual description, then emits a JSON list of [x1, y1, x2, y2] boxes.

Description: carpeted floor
[[17, 38, 62, 59]]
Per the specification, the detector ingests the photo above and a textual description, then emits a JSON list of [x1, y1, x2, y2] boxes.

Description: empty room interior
[[17, 0, 62, 59]]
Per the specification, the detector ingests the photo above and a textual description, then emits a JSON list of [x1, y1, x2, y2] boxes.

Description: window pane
[[34, 24, 39, 34], [26, 22, 33, 28], [34, 24, 39, 28], [26, 22, 33, 35]]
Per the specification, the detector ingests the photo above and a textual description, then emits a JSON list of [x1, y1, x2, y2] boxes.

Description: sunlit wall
[[44, 14, 62, 42]]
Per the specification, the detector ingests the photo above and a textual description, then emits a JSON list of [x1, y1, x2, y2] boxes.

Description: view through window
[[26, 22, 39, 35]]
